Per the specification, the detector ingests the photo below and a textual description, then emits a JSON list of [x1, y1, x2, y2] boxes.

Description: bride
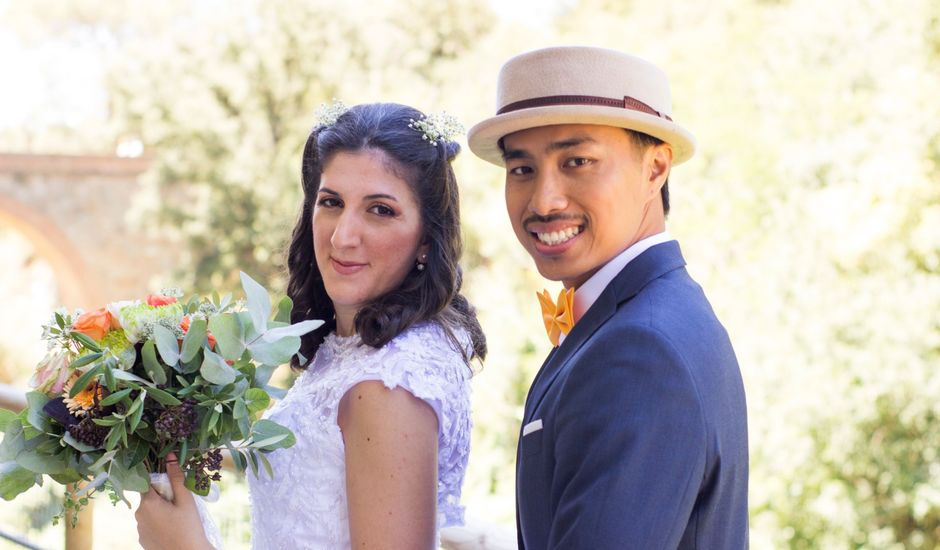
[[135, 102, 487, 549]]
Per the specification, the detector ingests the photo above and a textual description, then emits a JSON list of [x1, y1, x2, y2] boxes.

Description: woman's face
[[313, 149, 426, 331]]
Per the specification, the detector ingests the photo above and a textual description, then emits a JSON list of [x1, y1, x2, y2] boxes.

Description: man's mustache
[[523, 213, 586, 229]]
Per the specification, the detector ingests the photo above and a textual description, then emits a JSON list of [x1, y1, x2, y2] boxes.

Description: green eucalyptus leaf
[[104, 424, 124, 451], [233, 399, 248, 420], [251, 434, 287, 448], [208, 313, 245, 361], [200, 351, 238, 386], [70, 332, 102, 352], [274, 296, 293, 324], [146, 387, 181, 407], [49, 468, 83, 485], [141, 340, 167, 385], [110, 458, 149, 494], [15, 450, 67, 474], [246, 448, 259, 478], [237, 414, 251, 440], [181, 318, 208, 363], [111, 369, 150, 385], [0, 409, 16, 432], [129, 391, 146, 433], [244, 388, 271, 415], [250, 420, 296, 450], [62, 432, 97, 453], [152, 325, 180, 366], [129, 439, 149, 467], [248, 336, 301, 367], [89, 450, 117, 472], [261, 320, 324, 342], [0, 422, 25, 462], [257, 451, 274, 480], [34, 438, 61, 454], [0, 461, 38, 500], [240, 271, 270, 334], [70, 351, 103, 369], [91, 417, 122, 427], [254, 365, 278, 387], [25, 392, 50, 432], [100, 388, 133, 407], [69, 363, 104, 398], [126, 392, 145, 416], [208, 410, 220, 435], [103, 361, 117, 391]]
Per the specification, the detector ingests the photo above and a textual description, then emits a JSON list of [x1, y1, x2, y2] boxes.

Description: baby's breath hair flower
[[314, 98, 349, 128], [408, 112, 465, 146]]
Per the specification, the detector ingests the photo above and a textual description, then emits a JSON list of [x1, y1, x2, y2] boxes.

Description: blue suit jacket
[[516, 241, 748, 549]]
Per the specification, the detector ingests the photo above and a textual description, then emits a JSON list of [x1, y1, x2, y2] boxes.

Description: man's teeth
[[536, 227, 581, 246]]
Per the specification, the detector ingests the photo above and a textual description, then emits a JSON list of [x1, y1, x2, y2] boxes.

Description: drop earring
[[416, 253, 428, 271]]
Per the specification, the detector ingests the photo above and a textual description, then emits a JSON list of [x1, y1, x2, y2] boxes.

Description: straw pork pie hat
[[468, 46, 696, 167]]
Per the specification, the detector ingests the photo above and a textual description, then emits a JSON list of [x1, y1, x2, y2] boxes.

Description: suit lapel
[[522, 241, 688, 421]]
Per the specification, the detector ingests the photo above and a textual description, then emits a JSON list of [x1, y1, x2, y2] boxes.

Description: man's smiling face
[[501, 123, 671, 289]]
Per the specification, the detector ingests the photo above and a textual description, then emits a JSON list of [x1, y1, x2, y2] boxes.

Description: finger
[[165, 453, 192, 506]]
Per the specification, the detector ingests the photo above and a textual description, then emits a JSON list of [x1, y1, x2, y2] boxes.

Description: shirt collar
[[558, 231, 673, 345]]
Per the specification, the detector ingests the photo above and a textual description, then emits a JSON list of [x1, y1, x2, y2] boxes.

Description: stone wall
[[0, 153, 181, 310]]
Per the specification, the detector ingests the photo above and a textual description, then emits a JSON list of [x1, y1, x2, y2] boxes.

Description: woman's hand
[[135, 453, 214, 550]]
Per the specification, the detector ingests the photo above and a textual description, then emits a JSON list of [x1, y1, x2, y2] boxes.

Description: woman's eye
[[317, 197, 341, 208], [564, 157, 591, 168], [369, 204, 395, 217]]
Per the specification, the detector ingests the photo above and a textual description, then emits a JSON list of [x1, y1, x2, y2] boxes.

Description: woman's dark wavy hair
[[287, 102, 486, 368]]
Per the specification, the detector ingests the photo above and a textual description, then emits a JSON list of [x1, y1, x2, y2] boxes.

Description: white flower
[[408, 112, 465, 146], [314, 98, 349, 128], [113, 301, 184, 344]]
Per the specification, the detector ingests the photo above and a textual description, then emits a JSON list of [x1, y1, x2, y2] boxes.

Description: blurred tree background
[[1, 0, 939, 548]]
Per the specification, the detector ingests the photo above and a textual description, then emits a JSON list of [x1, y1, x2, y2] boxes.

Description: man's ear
[[647, 143, 673, 197]]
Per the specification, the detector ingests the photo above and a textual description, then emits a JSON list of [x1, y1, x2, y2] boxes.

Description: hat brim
[[468, 105, 696, 167]]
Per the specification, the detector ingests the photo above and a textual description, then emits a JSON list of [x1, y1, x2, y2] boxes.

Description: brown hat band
[[497, 94, 673, 122]]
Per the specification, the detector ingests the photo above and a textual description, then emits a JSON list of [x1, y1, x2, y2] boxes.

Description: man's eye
[[564, 157, 591, 168], [508, 166, 533, 176], [317, 197, 341, 208]]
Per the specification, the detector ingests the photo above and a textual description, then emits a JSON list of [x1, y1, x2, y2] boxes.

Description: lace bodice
[[247, 323, 473, 549]]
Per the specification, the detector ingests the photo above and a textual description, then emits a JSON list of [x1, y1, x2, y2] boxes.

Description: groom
[[468, 46, 748, 548]]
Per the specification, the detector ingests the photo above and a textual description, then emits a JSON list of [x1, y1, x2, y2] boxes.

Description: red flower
[[147, 294, 178, 307]]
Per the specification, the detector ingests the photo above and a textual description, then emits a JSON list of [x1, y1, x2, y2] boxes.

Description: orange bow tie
[[537, 288, 574, 347]]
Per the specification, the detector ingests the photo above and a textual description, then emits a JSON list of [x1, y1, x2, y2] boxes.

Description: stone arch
[[0, 193, 99, 309]]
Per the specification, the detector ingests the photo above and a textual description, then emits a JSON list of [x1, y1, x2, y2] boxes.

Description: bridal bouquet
[[0, 272, 321, 530]]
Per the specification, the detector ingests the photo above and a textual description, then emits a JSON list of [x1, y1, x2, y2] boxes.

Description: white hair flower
[[408, 112, 464, 146], [314, 98, 349, 128]]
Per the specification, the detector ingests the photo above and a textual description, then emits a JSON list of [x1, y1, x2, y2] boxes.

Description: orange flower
[[62, 377, 104, 416], [147, 294, 178, 307], [72, 307, 115, 341], [180, 316, 217, 349]]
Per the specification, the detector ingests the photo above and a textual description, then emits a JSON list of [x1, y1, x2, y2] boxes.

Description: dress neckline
[[321, 331, 362, 353]]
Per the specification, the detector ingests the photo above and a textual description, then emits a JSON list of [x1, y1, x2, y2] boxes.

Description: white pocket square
[[523, 419, 543, 436]]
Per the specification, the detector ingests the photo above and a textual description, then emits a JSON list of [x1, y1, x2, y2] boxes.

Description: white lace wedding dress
[[247, 322, 473, 549]]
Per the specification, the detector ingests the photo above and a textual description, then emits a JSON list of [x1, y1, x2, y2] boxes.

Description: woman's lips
[[330, 258, 366, 275]]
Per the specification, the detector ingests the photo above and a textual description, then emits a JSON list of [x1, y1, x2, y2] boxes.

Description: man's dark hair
[[626, 129, 670, 216]]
